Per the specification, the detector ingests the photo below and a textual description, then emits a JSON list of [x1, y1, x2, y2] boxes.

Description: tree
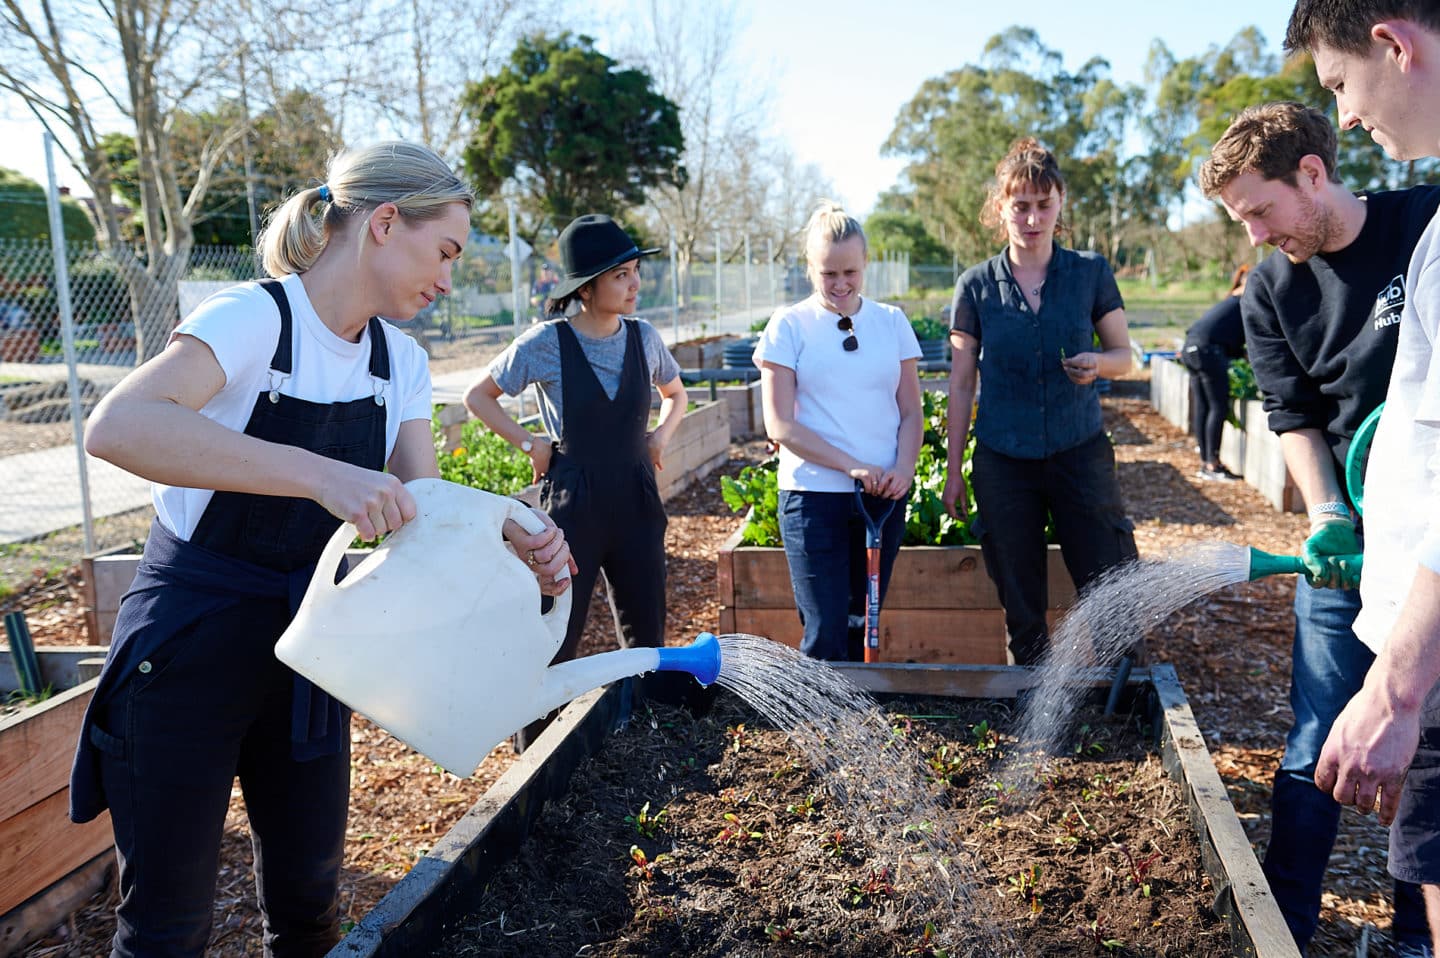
[[883, 28, 1142, 267], [460, 32, 687, 248], [0, 167, 97, 243], [101, 90, 340, 247], [863, 211, 948, 264], [0, 0, 264, 359]]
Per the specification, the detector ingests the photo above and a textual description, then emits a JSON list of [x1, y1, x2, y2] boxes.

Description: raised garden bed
[[718, 530, 1075, 664], [1149, 359, 1301, 513], [1, 647, 115, 955], [325, 663, 1297, 957]]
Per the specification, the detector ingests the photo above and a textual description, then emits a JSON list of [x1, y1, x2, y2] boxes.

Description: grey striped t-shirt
[[487, 318, 680, 442]]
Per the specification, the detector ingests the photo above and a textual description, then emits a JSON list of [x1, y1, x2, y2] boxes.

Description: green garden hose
[[1345, 403, 1384, 517]]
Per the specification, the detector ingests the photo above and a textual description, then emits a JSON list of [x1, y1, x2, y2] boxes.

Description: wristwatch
[[519, 438, 534, 455]]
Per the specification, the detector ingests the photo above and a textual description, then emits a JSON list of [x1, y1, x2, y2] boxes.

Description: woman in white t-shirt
[[754, 201, 923, 661], [70, 142, 572, 956]]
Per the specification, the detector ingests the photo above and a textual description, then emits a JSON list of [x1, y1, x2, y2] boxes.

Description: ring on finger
[[527, 549, 537, 566]]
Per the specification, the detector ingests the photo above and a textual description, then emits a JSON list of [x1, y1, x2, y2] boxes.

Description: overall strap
[[365, 315, 391, 381], [257, 279, 294, 374]]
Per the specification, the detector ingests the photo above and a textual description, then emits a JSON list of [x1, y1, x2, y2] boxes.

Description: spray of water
[[715, 633, 1020, 956], [1000, 540, 1253, 795]]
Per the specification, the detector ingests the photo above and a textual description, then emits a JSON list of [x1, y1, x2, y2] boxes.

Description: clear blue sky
[[2, 0, 1298, 216]]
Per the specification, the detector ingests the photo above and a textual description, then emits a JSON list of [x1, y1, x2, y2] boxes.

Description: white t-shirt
[[753, 294, 921, 493], [1354, 211, 1440, 652], [153, 273, 433, 540]]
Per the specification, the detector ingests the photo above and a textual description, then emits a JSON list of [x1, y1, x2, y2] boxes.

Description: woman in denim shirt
[[941, 138, 1137, 666]]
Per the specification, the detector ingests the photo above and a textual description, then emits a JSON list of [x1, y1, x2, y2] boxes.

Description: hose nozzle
[[1248, 547, 1307, 581]]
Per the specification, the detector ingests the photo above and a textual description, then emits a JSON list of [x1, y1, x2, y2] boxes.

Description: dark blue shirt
[[951, 244, 1124, 459]]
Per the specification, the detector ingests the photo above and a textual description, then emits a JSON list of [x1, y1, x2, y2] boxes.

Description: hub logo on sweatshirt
[[1374, 275, 1405, 329]]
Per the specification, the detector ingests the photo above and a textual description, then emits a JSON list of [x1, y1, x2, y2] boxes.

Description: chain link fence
[[0, 228, 911, 585]]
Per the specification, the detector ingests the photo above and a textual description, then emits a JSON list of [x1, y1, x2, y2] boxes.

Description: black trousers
[[970, 433, 1138, 665], [515, 454, 694, 749], [94, 597, 348, 957], [1182, 343, 1230, 465]]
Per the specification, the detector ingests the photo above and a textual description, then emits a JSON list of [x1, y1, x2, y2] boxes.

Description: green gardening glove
[[1301, 518, 1363, 590]]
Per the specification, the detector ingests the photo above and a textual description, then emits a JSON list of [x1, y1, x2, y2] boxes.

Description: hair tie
[[317, 184, 332, 203]]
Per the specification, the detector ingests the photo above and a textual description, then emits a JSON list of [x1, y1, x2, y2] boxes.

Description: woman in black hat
[[465, 214, 689, 748]]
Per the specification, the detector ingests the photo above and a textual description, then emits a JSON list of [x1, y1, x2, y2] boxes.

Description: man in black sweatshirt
[[1201, 101, 1440, 957]]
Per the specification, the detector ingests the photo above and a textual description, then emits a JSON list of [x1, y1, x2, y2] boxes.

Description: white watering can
[[275, 478, 720, 776]]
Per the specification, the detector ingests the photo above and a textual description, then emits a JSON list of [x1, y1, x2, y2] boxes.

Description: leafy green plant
[[1077, 918, 1124, 952], [713, 812, 764, 845], [629, 845, 668, 881], [432, 411, 532, 496], [720, 390, 1057, 547], [909, 314, 949, 341], [720, 462, 780, 546], [1117, 843, 1161, 896], [1228, 357, 1259, 402], [846, 867, 896, 906], [1008, 864, 1044, 914], [625, 801, 668, 839], [785, 793, 819, 820]]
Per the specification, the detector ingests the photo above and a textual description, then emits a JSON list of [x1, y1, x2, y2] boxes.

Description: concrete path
[[0, 305, 774, 544]]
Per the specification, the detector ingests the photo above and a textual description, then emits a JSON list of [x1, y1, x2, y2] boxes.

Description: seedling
[[629, 844, 668, 881], [1117, 843, 1161, 896], [846, 866, 896, 906], [820, 830, 847, 857], [901, 820, 935, 840], [969, 719, 1000, 752], [1077, 917, 1123, 952], [981, 779, 1020, 809], [785, 793, 819, 820], [1056, 803, 1094, 845], [770, 760, 803, 780], [625, 801, 668, 839], [764, 923, 799, 942], [924, 744, 966, 785], [713, 812, 764, 845], [1082, 773, 1128, 802], [725, 723, 750, 753], [1073, 723, 1107, 756], [1008, 864, 1043, 914], [903, 921, 949, 957]]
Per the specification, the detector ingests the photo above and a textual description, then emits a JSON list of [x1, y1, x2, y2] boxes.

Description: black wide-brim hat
[[551, 214, 661, 299]]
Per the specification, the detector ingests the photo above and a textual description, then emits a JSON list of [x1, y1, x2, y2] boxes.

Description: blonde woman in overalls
[[71, 143, 572, 956]]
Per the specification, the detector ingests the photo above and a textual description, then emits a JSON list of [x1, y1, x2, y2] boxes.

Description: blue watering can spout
[[656, 632, 722, 686]]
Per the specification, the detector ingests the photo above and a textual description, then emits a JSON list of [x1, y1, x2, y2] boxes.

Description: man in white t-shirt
[[1287, 3, 1440, 953]]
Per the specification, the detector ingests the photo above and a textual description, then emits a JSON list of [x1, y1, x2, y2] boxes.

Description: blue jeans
[[1264, 579, 1429, 950], [778, 489, 905, 661]]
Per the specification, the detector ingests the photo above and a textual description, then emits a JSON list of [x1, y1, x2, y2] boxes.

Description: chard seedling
[[1077, 918, 1123, 952], [846, 867, 896, 906], [969, 719, 999, 752], [764, 923, 798, 942], [925, 745, 966, 785], [625, 801, 668, 839], [785, 793, 819, 819], [629, 844, 668, 881], [713, 812, 764, 845], [725, 723, 750, 753], [1117, 843, 1161, 896], [820, 830, 847, 857], [1008, 864, 1043, 913]]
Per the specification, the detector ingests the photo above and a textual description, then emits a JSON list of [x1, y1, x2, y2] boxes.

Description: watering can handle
[[500, 497, 573, 649], [310, 488, 573, 651]]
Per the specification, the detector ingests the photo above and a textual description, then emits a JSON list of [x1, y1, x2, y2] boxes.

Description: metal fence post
[[713, 232, 722, 332], [767, 239, 776, 308], [743, 235, 752, 325], [43, 132, 95, 554], [669, 230, 679, 344]]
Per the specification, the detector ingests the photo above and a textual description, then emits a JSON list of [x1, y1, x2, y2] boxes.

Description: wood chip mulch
[[11, 392, 1397, 957]]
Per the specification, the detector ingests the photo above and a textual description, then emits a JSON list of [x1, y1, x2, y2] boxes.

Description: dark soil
[[428, 694, 1228, 958]]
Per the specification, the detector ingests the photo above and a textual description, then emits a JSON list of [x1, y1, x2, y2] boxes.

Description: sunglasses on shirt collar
[[837, 316, 858, 352]]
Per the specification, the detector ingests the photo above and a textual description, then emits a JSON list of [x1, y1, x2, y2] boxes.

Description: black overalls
[[69, 280, 391, 958], [515, 320, 670, 748]]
